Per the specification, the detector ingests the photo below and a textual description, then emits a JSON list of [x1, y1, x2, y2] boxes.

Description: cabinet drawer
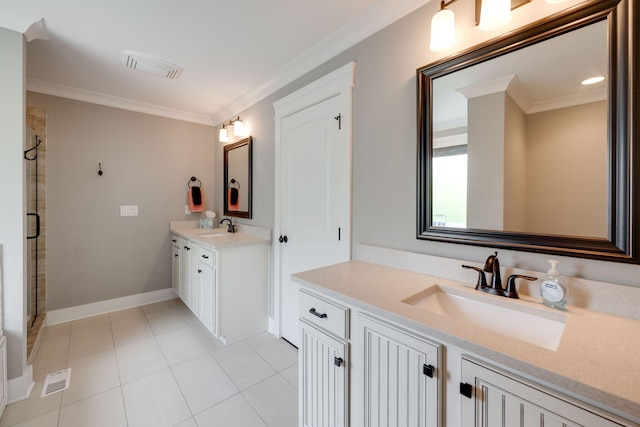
[[199, 247, 215, 267], [299, 290, 348, 339]]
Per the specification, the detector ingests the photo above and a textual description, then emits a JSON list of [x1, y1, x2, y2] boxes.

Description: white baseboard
[[46, 288, 177, 326], [7, 365, 33, 404]]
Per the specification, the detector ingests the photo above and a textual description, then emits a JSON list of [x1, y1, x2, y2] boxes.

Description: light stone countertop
[[170, 226, 270, 249], [292, 260, 640, 422]]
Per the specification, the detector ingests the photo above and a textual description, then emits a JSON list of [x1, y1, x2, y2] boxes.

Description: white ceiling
[[0, 0, 430, 126]]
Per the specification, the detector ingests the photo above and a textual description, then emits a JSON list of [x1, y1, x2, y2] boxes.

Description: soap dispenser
[[539, 260, 568, 310]]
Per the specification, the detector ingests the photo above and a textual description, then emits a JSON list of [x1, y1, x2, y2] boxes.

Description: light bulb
[[430, 8, 456, 52], [479, 0, 511, 31], [233, 118, 244, 136], [219, 126, 228, 142]]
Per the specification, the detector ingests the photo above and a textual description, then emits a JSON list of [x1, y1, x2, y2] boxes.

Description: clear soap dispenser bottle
[[539, 260, 568, 310]]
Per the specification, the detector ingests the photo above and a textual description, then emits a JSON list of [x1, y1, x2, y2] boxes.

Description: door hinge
[[334, 113, 342, 130]]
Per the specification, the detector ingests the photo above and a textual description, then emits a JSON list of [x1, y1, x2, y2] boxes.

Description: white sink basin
[[402, 285, 567, 351]]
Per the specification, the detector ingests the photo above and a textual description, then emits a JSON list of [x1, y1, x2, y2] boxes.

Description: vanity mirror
[[417, 0, 638, 262], [223, 136, 252, 218]]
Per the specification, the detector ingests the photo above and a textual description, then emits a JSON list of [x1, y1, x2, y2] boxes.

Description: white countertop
[[170, 226, 270, 249], [292, 260, 640, 422]]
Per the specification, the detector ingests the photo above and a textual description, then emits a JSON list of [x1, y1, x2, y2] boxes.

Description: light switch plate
[[120, 205, 138, 216], [185, 204, 191, 214]]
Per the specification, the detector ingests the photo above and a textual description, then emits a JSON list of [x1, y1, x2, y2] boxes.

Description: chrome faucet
[[219, 218, 236, 233], [462, 252, 536, 299]]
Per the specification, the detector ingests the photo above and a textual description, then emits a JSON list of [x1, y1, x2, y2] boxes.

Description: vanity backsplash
[[356, 244, 640, 321]]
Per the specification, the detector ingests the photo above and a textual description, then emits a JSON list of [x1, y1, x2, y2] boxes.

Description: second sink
[[402, 285, 567, 351]]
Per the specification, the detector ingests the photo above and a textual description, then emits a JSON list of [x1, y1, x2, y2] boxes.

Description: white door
[[278, 95, 351, 346]]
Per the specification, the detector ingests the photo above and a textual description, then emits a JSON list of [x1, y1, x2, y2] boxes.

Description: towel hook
[[187, 176, 202, 188], [98, 163, 103, 176], [228, 178, 240, 189]]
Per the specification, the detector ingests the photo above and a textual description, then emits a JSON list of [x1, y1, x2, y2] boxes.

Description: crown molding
[[27, 78, 215, 126], [212, 0, 430, 124], [0, 6, 47, 41]]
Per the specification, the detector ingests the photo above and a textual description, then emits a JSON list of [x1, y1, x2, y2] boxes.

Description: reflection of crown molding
[[527, 88, 607, 114], [0, 6, 47, 41], [433, 133, 467, 149], [433, 118, 467, 133], [27, 78, 215, 126], [457, 75, 515, 99]]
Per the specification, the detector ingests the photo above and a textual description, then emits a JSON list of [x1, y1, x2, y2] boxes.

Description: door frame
[[271, 62, 355, 337]]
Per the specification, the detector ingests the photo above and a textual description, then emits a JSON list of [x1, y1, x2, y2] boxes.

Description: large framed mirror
[[223, 136, 252, 218], [417, 0, 639, 262]]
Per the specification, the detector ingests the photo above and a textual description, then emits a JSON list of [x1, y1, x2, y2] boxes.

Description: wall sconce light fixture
[[430, 0, 530, 52], [219, 116, 246, 142]]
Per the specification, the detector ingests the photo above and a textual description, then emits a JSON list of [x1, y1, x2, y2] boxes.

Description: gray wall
[[27, 92, 216, 310], [0, 27, 27, 380], [216, 1, 640, 288]]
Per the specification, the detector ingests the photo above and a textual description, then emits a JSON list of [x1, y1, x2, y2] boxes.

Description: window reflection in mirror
[[430, 20, 608, 238]]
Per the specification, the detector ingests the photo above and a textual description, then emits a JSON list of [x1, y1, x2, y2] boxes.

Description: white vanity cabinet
[[298, 290, 349, 427], [460, 357, 635, 427], [355, 313, 441, 427], [179, 237, 199, 316], [197, 246, 215, 332], [171, 235, 180, 296]]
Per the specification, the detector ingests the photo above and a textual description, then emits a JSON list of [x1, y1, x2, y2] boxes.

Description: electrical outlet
[[185, 204, 191, 214], [120, 205, 138, 216]]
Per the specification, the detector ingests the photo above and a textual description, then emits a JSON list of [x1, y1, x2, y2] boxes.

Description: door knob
[[279, 235, 288, 243]]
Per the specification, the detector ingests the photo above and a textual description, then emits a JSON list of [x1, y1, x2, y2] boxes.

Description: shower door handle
[[27, 213, 40, 239]]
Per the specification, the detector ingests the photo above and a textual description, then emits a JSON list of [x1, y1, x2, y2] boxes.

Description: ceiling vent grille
[[122, 50, 182, 79]]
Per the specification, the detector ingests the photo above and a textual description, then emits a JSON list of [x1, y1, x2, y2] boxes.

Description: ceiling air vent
[[122, 50, 182, 79]]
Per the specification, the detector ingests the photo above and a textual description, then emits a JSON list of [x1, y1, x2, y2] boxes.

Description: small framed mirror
[[223, 136, 252, 218]]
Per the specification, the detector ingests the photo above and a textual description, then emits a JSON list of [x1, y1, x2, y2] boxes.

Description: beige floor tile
[[111, 316, 154, 347], [171, 353, 239, 414], [67, 322, 113, 360], [59, 387, 127, 427], [156, 327, 211, 366], [122, 369, 191, 427], [42, 322, 72, 339], [245, 332, 298, 372], [33, 334, 69, 371], [173, 418, 197, 427], [2, 409, 59, 427], [109, 306, 145, 323], [194, 393, 267, 427], [0, 380, 61, 427], [211, 342, 276, 390], [61, 349, 120, 406], [115, 337, 168, 384], [243, 374, 298, 427], [145, 309, 188, 335], [70, 314, 110, 332], [280, 364, 298, 389]]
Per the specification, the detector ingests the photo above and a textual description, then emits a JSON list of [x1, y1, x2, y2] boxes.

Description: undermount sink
[[402, 285, 567, 351], [196, 230, 225, 237]]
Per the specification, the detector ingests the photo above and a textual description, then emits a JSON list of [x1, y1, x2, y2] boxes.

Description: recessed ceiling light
[[122, 50, 182, 79], [581, 76, 605, 85]]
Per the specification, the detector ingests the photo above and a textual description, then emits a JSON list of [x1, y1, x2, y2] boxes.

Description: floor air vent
[[122, 50, 183, 79], [41, 368, 71, 397]]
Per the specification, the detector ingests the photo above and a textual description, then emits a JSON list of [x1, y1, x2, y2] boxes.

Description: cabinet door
[[460, 357, 634, 427], [187, 244, 199, 315], [299, 320, 348, 427], [171, 237, 180, 296], [179, 238, 189, 301], [198, 261, 215, 333], [358, 314, 441, 427]]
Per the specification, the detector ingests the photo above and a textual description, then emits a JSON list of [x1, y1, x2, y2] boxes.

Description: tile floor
[[0, 298, 299, 427]]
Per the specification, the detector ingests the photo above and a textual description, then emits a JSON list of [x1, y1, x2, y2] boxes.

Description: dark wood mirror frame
[[223, 136, 253, 219], [417, 0, 639, 263]]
